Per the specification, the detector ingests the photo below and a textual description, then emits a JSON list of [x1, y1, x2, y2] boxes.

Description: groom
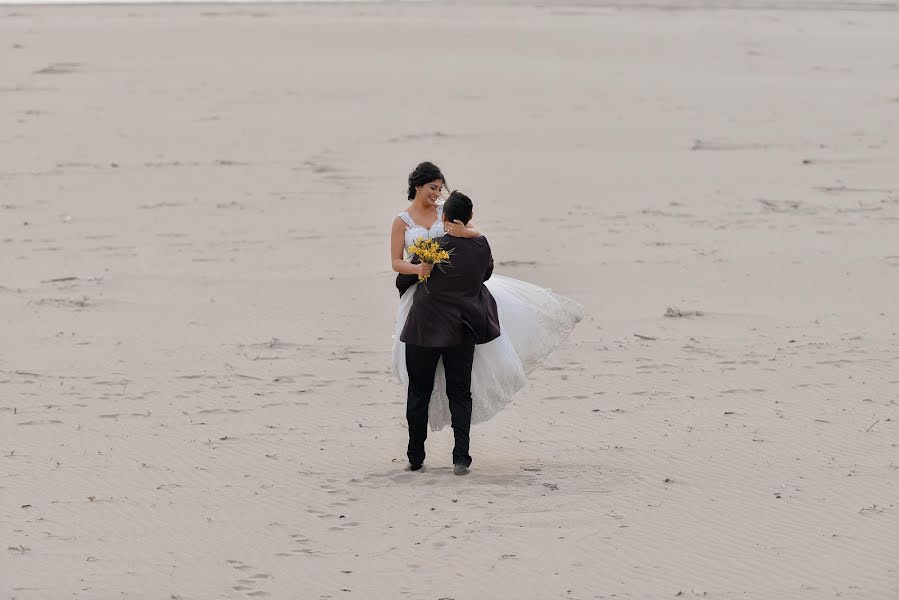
[[397, 191, 500, 476]]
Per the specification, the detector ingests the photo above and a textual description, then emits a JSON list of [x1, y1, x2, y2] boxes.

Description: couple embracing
[[390, 162, 583, 475]]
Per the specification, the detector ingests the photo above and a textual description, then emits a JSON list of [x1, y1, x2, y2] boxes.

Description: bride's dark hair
[[444, 191, 473, 225], [407, 161, 445, 201]]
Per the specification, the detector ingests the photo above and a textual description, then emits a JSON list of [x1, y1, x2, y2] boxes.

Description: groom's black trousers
[[405, 341, 474, 468]]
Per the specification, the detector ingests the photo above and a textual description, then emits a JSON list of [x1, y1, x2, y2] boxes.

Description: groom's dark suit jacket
[[397, 235, 501, 348]]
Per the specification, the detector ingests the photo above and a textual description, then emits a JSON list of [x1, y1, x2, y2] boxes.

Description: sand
[[2, 1, 898, 598]]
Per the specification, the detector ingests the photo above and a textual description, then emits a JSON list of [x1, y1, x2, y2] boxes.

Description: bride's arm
[[445, 219, 481, 238], [391, 217, 432, 277]]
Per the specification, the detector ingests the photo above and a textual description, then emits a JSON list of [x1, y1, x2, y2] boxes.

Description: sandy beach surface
[[2, 1, 898, 598]]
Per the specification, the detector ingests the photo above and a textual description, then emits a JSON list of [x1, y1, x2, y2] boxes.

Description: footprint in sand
[[227, 560, 271, 595]]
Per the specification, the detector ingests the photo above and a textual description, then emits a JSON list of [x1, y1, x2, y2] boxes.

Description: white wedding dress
[[392, 205, 585, 431]]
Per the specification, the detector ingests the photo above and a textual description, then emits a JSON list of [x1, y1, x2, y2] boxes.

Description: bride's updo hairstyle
[[407, 162, 445, 201], [443, 191, 473, 225]]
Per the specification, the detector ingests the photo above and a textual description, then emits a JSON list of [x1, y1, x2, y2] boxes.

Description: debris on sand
[[664, 307, 703, 318]]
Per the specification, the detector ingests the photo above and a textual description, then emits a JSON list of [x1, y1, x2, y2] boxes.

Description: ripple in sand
[[691, 138, 772, 151], [34, 62, 82, 75], [387, 131, 452, 143], [31, 296, 91, 309]]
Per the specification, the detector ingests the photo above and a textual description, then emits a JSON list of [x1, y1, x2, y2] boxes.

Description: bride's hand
[[417, 263, 433, 278], [446, 220, 480, 238]]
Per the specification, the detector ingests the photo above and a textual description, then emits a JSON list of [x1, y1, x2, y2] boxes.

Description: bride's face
[[415, 179, 444, 206]]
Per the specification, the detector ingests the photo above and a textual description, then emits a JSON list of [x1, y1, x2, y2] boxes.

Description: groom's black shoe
[[407, 463, 424, 472], [453, 464, 470, 476]]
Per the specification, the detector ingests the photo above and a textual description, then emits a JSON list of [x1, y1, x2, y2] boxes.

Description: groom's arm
[[481, 237, 495, 282], [396, 256, 420, 297]]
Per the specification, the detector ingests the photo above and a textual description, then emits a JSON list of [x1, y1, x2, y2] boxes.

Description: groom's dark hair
[[443, 191, 473, 225]]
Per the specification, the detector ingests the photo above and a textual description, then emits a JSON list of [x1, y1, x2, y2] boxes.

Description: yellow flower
[[406, 237, 455, 285]]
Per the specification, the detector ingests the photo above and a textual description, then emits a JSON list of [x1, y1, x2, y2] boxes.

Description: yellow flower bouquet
[[407, 237, 454, 284]]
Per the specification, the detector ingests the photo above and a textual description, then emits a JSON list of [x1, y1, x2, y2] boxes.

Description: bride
[[391, 161, 584, 431]]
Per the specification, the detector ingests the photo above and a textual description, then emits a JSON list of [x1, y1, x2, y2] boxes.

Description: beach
[[2, 1, 898, 598]]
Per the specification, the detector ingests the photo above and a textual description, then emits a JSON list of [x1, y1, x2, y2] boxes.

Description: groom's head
[[443, 191, 473, 226]]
